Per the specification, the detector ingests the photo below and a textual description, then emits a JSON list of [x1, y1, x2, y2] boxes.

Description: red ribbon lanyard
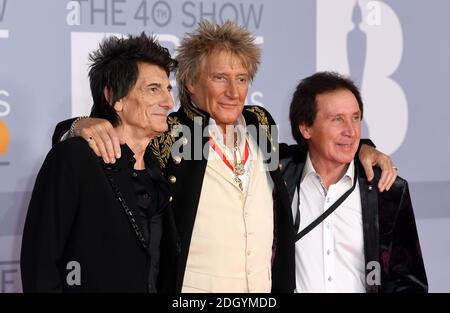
[[208, 136, 249, 173]]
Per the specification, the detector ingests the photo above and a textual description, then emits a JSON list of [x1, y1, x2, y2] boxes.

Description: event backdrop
[[0, 0, 449, 292]]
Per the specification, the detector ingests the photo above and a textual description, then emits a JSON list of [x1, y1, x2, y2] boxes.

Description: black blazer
[[20, 138, 172, 292], [279, 144, 428, 293]]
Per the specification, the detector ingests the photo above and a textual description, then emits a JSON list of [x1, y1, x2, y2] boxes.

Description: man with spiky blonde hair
[[155, 20, 296, 293], [176, 21, 260, 107]]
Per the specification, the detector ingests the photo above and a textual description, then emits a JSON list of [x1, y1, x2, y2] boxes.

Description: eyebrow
[[211, 72, 249, 77], [146, 82, 173, 90], [327, 112, 361, 118]]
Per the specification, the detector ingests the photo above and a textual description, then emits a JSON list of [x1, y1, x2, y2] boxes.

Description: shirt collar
[[112, 143, 159, 171], [301, 152, 355, 186], [345, 159, 356, 185]]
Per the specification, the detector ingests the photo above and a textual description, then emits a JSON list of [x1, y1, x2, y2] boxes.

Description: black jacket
[[20, 138, 172, 292], [279, 143, 428, 293]]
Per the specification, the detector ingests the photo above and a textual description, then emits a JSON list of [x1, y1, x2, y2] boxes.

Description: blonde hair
[[176, 20, 261, 106]]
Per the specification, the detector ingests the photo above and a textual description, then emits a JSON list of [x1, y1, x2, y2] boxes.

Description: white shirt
[[292, 153, 366, 293]]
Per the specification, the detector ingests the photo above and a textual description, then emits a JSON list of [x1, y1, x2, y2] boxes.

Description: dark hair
[[88, 32, 177, 126], [289, 71, 364, 148]]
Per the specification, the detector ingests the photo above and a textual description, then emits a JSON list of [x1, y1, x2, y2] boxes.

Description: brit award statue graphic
[[347, 1, 370, 137]]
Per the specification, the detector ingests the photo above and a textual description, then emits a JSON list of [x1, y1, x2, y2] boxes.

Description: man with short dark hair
[[281, 71, 427, 293]]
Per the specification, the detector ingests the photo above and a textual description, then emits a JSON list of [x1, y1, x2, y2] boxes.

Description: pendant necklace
[[209, 135, 249, 191]]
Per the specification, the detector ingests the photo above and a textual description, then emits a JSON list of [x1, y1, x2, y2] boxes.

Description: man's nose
[[225, 80, 239, 99], [162, 89, 175, 110], [343, 119, 357, 137]]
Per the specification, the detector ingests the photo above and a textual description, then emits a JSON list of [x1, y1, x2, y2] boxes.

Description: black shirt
[[131, 168, 163, 293]]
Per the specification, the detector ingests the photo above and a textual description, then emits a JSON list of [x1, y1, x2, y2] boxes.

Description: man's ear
[[186, 79, 195, 94], [299, 123, 311, 140], [104, 87, 123, 112], [103, 87, 111, 104]]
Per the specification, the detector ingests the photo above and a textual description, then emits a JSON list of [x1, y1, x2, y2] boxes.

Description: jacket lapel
[[242, 107, 272, 160], [356, 160, 380, 293], [103, 145, 148, 250], [281, 145, 306, 206], [144, 148, 171, 208]]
